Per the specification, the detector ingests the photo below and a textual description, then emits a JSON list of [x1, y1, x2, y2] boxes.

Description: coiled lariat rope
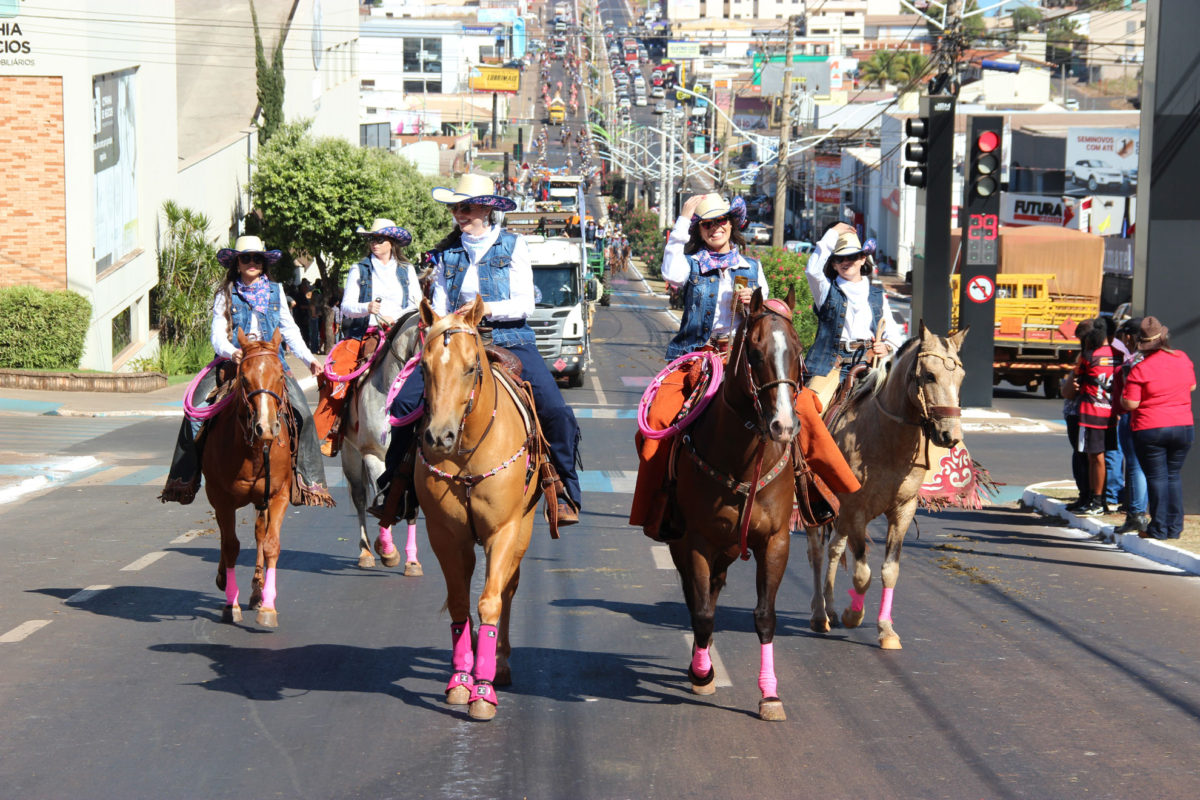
[[636, 351, 724, 440]]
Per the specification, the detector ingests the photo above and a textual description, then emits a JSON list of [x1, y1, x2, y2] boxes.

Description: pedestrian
[[1065, 318, 1119, 515], [1111, 317, 1149, 534], [1120, 316, 1195, 539], [372, 173, 583, 527], [1100, 315, 1124, 509], [1062, 319, 1096, 512], [314, 218, 420, 457], [160, 235, 333, 507], [804, 221, 905, 410]]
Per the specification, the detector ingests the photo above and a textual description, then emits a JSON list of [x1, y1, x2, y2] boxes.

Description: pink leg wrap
[[691, 645, 712, 676], [848, 588, 865, 613], [758, 642, 778, 698], [376, 525, 395, 554], [879, 586, 895, 623], [224, 569, 238, 606], [261, 567, 277, 609], [405, 522, 418, 562], [450, 621, 474, 673], [473, 624, 499, 684]]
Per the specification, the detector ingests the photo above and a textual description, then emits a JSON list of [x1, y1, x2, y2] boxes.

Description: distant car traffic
[[653, 100, 666, 114], [784, 240, 814, 255], [746, 223, 771, 244]]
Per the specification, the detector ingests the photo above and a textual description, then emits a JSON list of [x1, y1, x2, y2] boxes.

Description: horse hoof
[[380, 549, 401, 569], [403, 560, 423, 577], [880, 634, 903, 650], [468, 700, 497, 721], [690, 679, 717, 696], [758, 698, 786, 722], [256, 608, 278, 628], [221, 604, 242, 624], [810, 617, 831, 633], [689, 665, 717, 695], [446, 686, 471, 706], [841, 608, 865, 629], [358, 551, 376, 569]]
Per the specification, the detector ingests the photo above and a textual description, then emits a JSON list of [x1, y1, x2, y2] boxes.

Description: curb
[[1022, 484, 1200, 576], [0, 456, 102, 505], [30, 374, 319, 419]]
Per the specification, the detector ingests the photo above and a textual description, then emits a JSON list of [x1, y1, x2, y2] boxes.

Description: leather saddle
[[484, 345, 524, 381]]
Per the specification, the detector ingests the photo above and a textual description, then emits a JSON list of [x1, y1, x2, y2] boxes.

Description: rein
[[872, 350, 963, 466], [233, 349, 291, 516]]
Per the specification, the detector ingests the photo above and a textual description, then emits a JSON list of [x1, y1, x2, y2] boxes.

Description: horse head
[[909, 320, 970, 448], [732, 286, 803, 444], [235, 327, 287, 442], [419, 297, 486, 455]]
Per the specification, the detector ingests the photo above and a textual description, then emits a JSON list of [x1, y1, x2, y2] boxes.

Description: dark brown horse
[[204, 329, 295, 628], [662, 288, 802, 721]]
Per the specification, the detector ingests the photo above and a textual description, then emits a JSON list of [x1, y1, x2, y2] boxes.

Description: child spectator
[[1071, 319, 1119, 515]]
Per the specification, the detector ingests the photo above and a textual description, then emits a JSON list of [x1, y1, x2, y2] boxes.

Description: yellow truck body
[[548, 95, 566, 124]]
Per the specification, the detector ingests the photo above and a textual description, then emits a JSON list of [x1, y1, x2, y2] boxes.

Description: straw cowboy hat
[[216, 235, 283, 268], [831, 231, 869, 257], [355, 218, 413, 247], [431, 173, 517, 212], [689, 194, 748, 230]]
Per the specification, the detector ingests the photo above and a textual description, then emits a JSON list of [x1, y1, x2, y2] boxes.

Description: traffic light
[[964, 117, 1003, 210], [903, 116, 929, 187]]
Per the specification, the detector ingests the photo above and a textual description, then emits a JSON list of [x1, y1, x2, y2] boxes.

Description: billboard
[[93, 68, 138, 275], [814, 154, 841, 205], [1064, 127, 1138, 197], [468, 66, 520, 94], [667, 41, 700, 59], [1001, 193, 1064, 226]]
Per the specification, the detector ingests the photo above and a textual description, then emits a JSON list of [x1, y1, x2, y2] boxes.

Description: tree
[[858, 50, 902, 89], [1010, 6, 1042, 33], [250, 122, 452, 341], [893, 52, 930, 86], [1046, 16, 1084, 72], [153, 201, 223, 348], [250, 0, 285, 145]]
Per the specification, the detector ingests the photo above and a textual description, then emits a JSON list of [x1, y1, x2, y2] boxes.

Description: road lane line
[[121, 552, 168, 571], [651, 545, 674, 570], [65, 585, 112, 604], [683, 634, 733, 688], [590, 371, 609, 406], [170, 529, 207, 545], [1, 620, 52, 643]]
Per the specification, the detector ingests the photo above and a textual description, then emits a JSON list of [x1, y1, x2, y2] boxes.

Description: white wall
[[175, 130, 258, 250], [283, 0, 359, 144]]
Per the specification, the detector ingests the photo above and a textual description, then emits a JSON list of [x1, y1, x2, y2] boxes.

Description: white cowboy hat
[[355, 218, 413, 246], [692, 194, 732, 221], [831, 231, 868, 257], [430, 173, 517, 212], [217, 235, 283, 267]]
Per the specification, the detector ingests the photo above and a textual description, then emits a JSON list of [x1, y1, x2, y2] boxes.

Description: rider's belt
[[839, 339, 873, 350], [706, 335, 732, 354]]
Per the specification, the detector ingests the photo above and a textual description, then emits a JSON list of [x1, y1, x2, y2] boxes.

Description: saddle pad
[[491, 364, 534, 439]]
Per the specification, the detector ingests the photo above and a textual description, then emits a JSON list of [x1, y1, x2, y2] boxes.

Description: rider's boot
[[369, 456, 416, 529]]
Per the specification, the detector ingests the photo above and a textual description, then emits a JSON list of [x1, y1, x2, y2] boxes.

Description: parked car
[[784, 240, 814, 255], [746, 223, 771, 244], [1071, 159, 1124, 191]]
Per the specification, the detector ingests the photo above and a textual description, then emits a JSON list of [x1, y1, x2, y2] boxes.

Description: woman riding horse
[[161, 236, 334, 508], [629, 193, 860, 539], [373, 173, 583, 527], [314, 218, 421, 457]]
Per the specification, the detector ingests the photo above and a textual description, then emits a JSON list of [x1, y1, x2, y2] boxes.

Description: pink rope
[[637, 351, 724, 440], [383, 352, 425, 432], [183, 357, 235, 420], [323, 327, 387, 383]]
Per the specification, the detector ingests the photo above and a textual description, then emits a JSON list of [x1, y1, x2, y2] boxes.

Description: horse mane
[[848, 335, 919, 407]]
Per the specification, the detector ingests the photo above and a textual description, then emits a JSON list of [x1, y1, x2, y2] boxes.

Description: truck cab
[[524, 235, 590, 387]]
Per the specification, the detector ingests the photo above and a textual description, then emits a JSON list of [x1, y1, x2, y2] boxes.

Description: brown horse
[[806, 322, 968, 649], [662, 288, 803, 721], [204, 329, 295, 628], [416, 297, 542, 721]]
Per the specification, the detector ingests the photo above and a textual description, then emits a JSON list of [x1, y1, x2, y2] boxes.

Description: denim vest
[[341, 257, 411, 340], [665, 254, 761, 361], [439, 230, 536, 347], [228, 281, 288, 366], [805, 280, 884, 376]]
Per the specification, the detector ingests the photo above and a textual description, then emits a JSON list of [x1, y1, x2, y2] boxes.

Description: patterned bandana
[[234, 277, 271, 315], [695, 245, 742, 275]]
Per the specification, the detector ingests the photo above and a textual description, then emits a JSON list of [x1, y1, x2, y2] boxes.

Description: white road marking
[[170, 529, 206, 545], [1, 620, 52, 643], [590, 371, 609, 407], [65, 585, 111, 604], [651, 545, 674, 570], [683, 634, 734, 688], [120, 552, 168, 571]]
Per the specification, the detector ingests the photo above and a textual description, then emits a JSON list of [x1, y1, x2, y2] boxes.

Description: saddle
[[820, 362, 871, 428], [484, 345, 524, 381]]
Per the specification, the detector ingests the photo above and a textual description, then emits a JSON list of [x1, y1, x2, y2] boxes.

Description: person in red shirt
[[1120, 316, 1196, 539], [1067, 320, 1119, 515]]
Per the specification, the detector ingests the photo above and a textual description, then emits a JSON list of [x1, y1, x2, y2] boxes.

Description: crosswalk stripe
[[0, 620, 52, 643], [65, 585, 112, 604], [121, 552, 167, 571]]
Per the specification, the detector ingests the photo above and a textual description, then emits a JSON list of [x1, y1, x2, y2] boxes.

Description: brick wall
[[0, 76, 67, 291]]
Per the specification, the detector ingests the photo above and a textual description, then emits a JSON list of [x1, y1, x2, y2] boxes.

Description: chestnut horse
[[662, 288, 803, 721], [805, 322, 968, 649], [416, 297, 543, 721], [204, 330, 295, 628]]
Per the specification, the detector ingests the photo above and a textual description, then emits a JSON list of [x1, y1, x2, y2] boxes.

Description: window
[[111, 305, 132, 355], [360, 79, 375, 89], [403, 79, 442, 94], [403, 37, 441, 74]]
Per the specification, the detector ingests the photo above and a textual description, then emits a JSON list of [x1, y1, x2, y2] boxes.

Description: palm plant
[[153, 201, 222, 351], [858, 51, 901, 89]]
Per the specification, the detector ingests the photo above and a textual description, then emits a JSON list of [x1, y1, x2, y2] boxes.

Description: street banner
[[667, 41, 700, 59], [468, 66, 520, 94], [814, 154, 841, 205]]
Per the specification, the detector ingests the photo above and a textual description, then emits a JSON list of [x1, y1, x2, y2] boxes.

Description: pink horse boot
[[688, 644, 716, 695], [374, 525, 401, 568], [220, 567, 242, 623], [757, 642, 785, 721], [878, 586, 902, 650], [403, 521, 422, 577], [445, 621, 475, 705], [469, 623, 500, 720], [256, 567, 278, 628]]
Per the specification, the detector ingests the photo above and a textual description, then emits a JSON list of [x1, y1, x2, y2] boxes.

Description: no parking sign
[[965, 275, 994, 304]]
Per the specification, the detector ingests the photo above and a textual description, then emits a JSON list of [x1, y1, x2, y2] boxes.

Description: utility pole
[[665, 111, 676, 221], [772, 15, 797, 248]]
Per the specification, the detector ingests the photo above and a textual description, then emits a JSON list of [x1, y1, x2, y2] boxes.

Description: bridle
[[725, 301, 801, 438], [422, 326, 496, 458], [235, 347, 291, 512], [874, 350, 963, 439]]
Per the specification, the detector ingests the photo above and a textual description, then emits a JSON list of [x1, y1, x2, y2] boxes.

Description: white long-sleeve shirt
[[661, 214, 770, 338], [211, 285, 316, 365], [430, 226, 534, 321], [805, 226, 905, 352], [340, 256, 421, 322]]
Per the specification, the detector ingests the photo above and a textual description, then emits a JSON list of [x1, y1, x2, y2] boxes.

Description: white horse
[[340, 311, 423, 574]]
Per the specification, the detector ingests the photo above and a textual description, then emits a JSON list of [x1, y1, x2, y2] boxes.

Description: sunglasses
[[237, 254, 266, 265], [699, 216, 731, 230], [367, 236, 389, 245], [450, 202, 482, 214]]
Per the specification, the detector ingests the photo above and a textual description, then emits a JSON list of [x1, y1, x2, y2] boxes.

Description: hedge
[[0, 286, 92, 369], [753, 247, 818, 348]]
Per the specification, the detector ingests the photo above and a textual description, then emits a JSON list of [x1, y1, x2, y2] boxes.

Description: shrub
[[0, 286, 92, 369], [154, 201, 223, 349], [756, 247, 818, 348]]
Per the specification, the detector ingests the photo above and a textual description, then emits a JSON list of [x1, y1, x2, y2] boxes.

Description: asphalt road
[[3, 271, 1200, 799]]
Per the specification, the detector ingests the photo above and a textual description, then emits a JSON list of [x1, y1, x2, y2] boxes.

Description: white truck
[[523, 235, 590, 387]]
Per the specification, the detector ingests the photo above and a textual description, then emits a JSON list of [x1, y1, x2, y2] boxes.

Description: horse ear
[[270, 327, 282, 350], [949, 325, 970, 350], [784, 284, 796, 312], [236, 327, 250, 349], [918, 319, 929, 340], [749, 286, 764, 313], [419, 298, 438, 329], [463, 296, 487, 328]]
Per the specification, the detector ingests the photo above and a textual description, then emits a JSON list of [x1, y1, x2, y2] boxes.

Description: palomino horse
[[416, 297, 543, 721], [204, 329, 295, 628], [806, 322, 968, 649], [663, 288, 803, 721], [340, 311, 423, 574]]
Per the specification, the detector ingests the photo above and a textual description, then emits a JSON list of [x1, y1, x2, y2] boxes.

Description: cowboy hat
[[430, 173, 517, 212], [355, 218, 413, 247], [831, 231, 868, 257], [216, 235, 283, 268], [1137, 315, 1169, 350], [689, 194, 748, 230]]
